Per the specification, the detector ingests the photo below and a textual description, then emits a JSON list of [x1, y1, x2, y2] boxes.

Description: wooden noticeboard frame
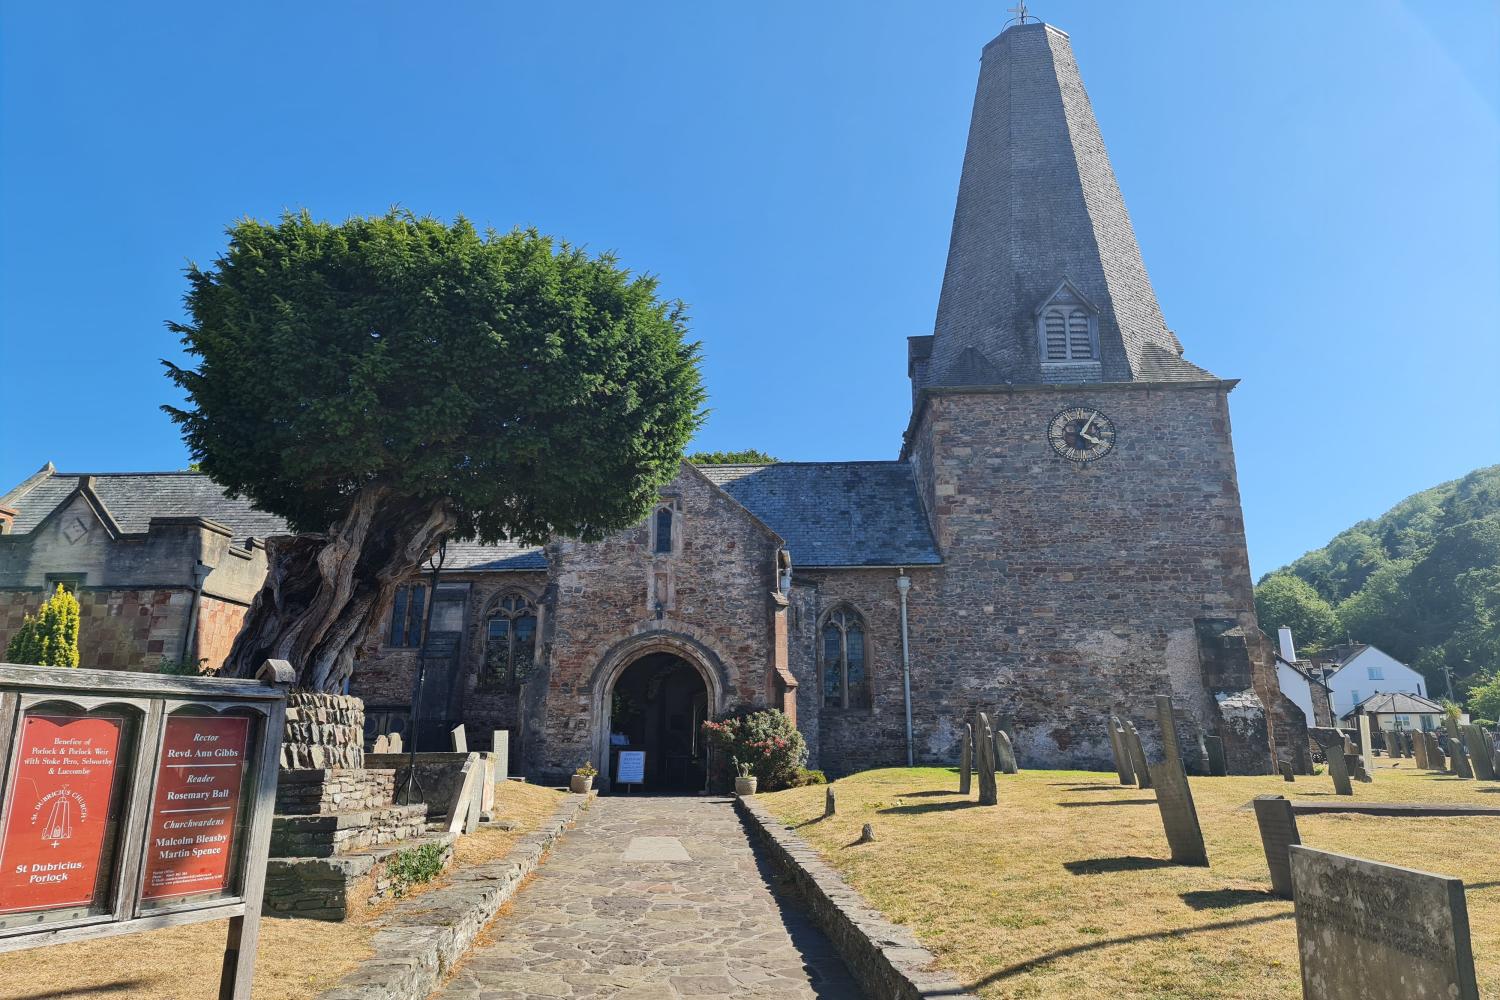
[[0, 658, 291, 1000]]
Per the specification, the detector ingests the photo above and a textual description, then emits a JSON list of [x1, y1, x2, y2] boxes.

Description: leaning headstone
[[446, 752, 482, 835], [1445, 718, 1474, 779], [1464, 727, 1496, 781], [975, 712, 998, 806], [1412, 729, 1430, 769], [1315, 731, 1354, 795], [959, 723, 973, 795], [1124, 721, 1153, 790], [1147, 753, 1208, 866], [824, 785, 837, 817], [492, 729, 510, 781], [1279, 760, 1296, 782], [1252, 795, 1301, 898], [1154, 695, 1182, 765], [994, 729, 1019, 775], [1288, 846, 1479, 1000], [373, 734, 391, 753], [1204, 735, 1228, 777], [1109, 715, 1134, 785], [451, 723, 468, 753], [388, 732, 402, 754], [1426, 732, 1445, 772], [1356, 714, 1375, 776]]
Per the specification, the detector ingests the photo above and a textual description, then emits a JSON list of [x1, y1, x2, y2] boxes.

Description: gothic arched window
[[653, 506, 674, 554], [821, 607, 869, 710], [486, 593, 537, 690]]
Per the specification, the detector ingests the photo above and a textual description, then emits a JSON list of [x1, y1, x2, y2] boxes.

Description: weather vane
[[1006, 1, 1032, 26]]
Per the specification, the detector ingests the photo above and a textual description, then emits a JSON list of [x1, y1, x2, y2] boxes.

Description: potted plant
[[734, 761, 758, 797], [570, 761, 597, 794]]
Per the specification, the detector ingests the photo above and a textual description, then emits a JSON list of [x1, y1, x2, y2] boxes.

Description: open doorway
[[606, 652, 708, 792]]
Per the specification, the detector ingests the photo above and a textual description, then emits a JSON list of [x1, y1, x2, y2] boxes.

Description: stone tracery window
[[821, 607, 868, 710], [485, 593, 537, 690]]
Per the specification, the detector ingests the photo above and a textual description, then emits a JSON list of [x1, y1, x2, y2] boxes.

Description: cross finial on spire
[[1006, 1, 1031, 26]]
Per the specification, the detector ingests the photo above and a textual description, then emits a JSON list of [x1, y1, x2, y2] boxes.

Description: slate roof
[[3, 467, 288, 543], [1349, 692, 1444, 716], [700, 462, 942, 567]]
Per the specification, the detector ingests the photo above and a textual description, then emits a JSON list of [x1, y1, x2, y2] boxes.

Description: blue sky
[[1, 1, 1496, 579]]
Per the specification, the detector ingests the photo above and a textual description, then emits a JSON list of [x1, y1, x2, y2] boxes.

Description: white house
[[1349, 691, 1445, 734], [1274, 628, 1334, 727], [1313, 644, 1430, 719]]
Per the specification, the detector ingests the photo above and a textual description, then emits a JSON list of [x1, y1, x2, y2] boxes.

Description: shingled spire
[[919, 22, 1214, 388]]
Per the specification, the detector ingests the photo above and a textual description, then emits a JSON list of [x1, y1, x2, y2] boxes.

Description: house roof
[[3, 466, 288, 544], [1348, 691, 1444, 716], [2, 460, 942, 572], [698, 462, 942, 568], [1276, 654, 1332, 692]]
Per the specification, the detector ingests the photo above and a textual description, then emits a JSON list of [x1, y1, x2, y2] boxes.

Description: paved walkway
[[437, 796, 864, 1000]]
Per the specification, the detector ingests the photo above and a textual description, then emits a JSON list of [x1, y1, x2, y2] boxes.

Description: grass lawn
[[1, 779, 564, 1000], [761, 759, 1500, 999]]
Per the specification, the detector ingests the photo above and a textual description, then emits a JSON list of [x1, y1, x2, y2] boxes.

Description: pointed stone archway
[[587, 632, 729, 793]]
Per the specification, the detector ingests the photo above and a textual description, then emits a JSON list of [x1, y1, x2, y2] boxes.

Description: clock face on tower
[[1048, 406, 1117, 463]]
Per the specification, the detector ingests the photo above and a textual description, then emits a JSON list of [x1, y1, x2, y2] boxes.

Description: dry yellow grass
[[762, 759, 1500, 999], [0, 779, 565, 1000]]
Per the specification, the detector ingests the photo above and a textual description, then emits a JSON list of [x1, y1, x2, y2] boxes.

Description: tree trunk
[[223, 485, 456, 691]]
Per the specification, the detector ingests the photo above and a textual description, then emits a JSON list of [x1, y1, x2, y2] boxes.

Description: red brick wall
[[195, 595, 250, 671]]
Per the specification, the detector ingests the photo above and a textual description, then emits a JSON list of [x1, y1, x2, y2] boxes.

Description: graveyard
[[761, 759, 1499, 999]]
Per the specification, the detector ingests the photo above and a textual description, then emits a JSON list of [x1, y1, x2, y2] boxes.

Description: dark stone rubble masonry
[[736, 795, 976, 1000], [263, 832, 456, 921], [315, 792, 590, 1000], [901, 384, 1276, 773]]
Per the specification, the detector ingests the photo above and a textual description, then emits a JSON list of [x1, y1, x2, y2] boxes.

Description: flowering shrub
[[701, 709, 807, 791]]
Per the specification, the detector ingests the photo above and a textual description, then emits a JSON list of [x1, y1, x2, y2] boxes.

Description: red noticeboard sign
[[0, 713, 125, 914], [142, 715, 250, 901]]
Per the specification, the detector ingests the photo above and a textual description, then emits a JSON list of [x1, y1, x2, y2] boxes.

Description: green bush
[[701, 709, 808, 792], [787, 768, 827, 787], [387, 841, 447, 897], [5, 585, 80, 667]]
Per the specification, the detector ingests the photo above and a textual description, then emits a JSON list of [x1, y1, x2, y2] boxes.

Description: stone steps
[[270, 803, 429, 858], [264, 831, 457, 922]]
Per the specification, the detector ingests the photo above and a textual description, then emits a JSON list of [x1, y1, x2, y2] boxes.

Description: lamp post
[[398, 535, 447, 806]]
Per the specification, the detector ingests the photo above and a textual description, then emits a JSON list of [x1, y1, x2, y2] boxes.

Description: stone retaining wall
[[270, 804, 429, 858], [316, 791, 592, 1000], [265, 832, 456, 921], [275, 768, 395, 815], [735, 795, 976, 1000], [281, 691, 365, 769]]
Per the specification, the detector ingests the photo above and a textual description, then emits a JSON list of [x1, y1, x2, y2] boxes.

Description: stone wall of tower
[[903, 381, 1263, 769]]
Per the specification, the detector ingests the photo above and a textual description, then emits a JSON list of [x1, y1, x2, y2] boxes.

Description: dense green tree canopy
[[1259, 465, 1500, 708], [164, 212, 705, 689], [1254, 574, 1343, 653], [687, 449, 777, 465], [167, 212, 705, 545]]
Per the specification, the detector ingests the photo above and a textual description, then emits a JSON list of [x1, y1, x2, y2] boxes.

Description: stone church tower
[[902, 21, 1286, 769]]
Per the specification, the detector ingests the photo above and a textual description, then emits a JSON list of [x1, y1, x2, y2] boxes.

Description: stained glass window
[[822, 608, 869, 709], [486, 593, 537, 690]]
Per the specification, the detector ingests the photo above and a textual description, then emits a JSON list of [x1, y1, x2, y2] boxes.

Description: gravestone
[[1426, 732, 1445, 772], [1109, 715, 1134, 785], [1288, 846, 1479, 1000], [959, 723, 973, 795], [1124, 721, 1153, 790], [857, 823, 877, 844], [492, 729, 509, 781], [1279, 760, 1296, 782], [1315, 731, 1354, 795], [1445, 718, 1474, 779], [388, 732, 402, 753], [451, 723, 468, 753], [1462, 726, 1494, 781], [1356, 714, 1375, 776], [975, 712, 998, 806], [995, 729, 1019, 775], [373, 734, 391, 753], [1252, 795, 1301, 898], [824, 784, 836, 817], [1411, 729, 1429, 769], [1146, 696, 1207, 865], [1349, 754, 1373, 783], [1204, 735, 1228, 777]]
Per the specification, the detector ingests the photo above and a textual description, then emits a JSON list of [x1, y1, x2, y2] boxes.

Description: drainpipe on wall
[[897, 570, 913, 767], [182, 562, 212, 669]]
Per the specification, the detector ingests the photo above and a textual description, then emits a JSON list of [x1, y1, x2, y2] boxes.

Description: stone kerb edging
[[316, 791, 593, 1000], [735, 795, 977, 1000]]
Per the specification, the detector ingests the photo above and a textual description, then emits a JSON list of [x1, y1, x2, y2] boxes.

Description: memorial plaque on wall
[[140, 714, 252, 904], [0, 712, 129, 918]]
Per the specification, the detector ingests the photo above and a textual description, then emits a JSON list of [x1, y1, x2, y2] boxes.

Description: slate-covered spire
[[920, 22, 1214, 387]]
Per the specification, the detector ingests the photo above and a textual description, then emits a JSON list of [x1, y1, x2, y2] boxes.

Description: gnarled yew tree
[[165, 212, 704, 691]]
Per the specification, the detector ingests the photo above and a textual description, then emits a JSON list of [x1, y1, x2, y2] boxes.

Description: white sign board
[[616, 751, 645, 785]]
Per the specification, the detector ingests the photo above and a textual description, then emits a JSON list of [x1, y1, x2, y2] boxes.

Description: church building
[[0, 21, 1301, 787]]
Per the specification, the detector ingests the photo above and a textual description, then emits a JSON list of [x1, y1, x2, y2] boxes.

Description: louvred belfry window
[[1042, 306, 1096, 361]]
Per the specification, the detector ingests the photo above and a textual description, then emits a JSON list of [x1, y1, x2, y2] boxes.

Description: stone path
[[436, 796, 865, 1000]]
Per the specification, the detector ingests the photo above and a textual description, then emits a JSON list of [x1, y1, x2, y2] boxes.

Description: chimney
[[1277, 627, 1297, 663]]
